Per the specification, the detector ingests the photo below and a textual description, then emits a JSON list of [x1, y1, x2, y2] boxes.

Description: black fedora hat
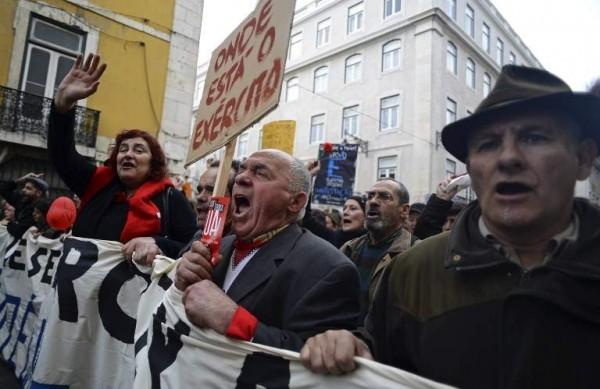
[[442, 65, 600, 162]]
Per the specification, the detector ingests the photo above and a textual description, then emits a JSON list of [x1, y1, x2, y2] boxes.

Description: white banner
[[0, 227, 63, 386], [0, 233, 453, 389], [31, 236, 151, 389], [133, 262, 453, 389]]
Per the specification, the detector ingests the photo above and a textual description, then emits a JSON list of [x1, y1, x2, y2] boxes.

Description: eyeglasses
[[366, 191, 394, 202]]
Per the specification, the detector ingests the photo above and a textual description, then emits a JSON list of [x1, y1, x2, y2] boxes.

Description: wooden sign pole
[[212, 137, 237, 197]]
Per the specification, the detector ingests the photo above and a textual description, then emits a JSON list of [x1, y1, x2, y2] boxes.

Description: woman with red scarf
[[48, 54, 197, 261]]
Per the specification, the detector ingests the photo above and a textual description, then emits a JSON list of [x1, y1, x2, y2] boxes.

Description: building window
[[382, 40, 401, 72], [347, 2, 364, 34], [465, 5, 475, 38], [313, 66, 328, 93], [344, 54, 362, 83], [466, 58, 476, 89], [285, 77, 299, 102], [380, 94, 400, 130], [496, 38, 504, 66], [289, 32, 302, 60], [21, 17, 85, 98], [445, 158, 457, 177], [446, 41, 457, 75], [310, 114, 325, 144], [236, 132, 249, 158], [316, 18, 331, 48], [447, 0, 457, 20], [383, 0, 401, 19], [482, 22, 490, 53], [446, 97, 457, 124], [483, 72, 491, 97], [342, 105, 360, 137], [378, 156, 397, 179], [509, 51, 516, 64]]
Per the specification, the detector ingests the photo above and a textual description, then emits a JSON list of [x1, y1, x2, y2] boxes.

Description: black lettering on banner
[[28, 247, 46, 277], [54, 238, 98, 322], [41, 249, 61, 285], [98, 261, 151, 344], [7, 239, 26, 271], [0, 295, 21, 354], [235, 352, 291, 389], [157, 274, 173, 291], [148, 304, 190, 389]]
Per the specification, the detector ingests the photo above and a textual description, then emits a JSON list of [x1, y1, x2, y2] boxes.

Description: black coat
[[0, 181, 35, 238], [48, 107, 197, 257], [214, 224, 361, 352]]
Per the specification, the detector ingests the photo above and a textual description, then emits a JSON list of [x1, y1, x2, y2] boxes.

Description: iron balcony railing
[[0, 85, 99, 148]]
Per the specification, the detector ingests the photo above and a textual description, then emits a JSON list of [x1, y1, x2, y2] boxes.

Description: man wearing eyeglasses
[[340, 178, 416, 321]]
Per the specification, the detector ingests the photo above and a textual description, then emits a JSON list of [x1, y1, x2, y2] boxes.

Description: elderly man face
[[196, 166, 236, 230], [467, 109, 597, 237], [231, 150, 307, 241]]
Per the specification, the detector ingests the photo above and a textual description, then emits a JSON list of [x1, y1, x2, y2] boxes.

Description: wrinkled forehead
[[469, 109, 581, 142], [368, 181, 397, 196], [246, 150, 291, 172]]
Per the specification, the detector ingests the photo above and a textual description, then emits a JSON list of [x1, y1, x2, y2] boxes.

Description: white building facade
[[244, 0, 543, 202]]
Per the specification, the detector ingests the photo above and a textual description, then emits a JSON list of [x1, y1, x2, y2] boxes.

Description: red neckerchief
[[80, 166, 173, 243], [232, 224, 289, 268]]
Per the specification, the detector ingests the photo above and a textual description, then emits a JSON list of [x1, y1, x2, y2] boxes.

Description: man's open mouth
[[495, 182, 532, 195], [234, 194, 251, 214]]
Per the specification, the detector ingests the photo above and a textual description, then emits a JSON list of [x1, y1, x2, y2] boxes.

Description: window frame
[[379, 94, 400, 131], [347, 1, 365, 34], [382, 39, 402, 72], [482, 22, 490, 53], [466, 58, 476, 89], [465, 4, 475, 38], [344, 54, 362, 84], [496, 38, 504, 66], [342, 105, 360, 137], [316, 18, 331, 48], [446, 41, 457, 75], [446, 97, 457, 124], [288, 31, 303, 61], [377, 155, 397, 179], [383, 0, 402, 19], [313, 66, 328, 94], [285, 77, 299, 102], [310, 113, 326, 144]]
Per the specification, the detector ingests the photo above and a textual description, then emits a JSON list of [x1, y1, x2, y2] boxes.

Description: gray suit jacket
[[214, 223, 361, 351]]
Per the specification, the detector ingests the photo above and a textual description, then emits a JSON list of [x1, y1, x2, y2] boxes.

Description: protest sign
[[261, 120, 296, 154], [313, 143, 359, 206], [186, 0, 296, 165], [133, 274, 454, 389]]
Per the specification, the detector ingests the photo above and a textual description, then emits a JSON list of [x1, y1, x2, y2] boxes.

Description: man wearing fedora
[[299, 65, 600, 389]]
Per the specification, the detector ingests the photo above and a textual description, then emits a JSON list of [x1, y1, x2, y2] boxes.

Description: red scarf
[[80, 166, 173, 243], [232, 224, 289, 267]]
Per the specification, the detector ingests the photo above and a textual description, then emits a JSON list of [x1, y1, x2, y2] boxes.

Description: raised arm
[[49, 54, 108, 195]]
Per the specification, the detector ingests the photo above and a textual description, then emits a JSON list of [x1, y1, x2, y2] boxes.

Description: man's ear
[[576, 139, 598, 180], [288, 191, 308, 215], [398, 203, 410, 223]]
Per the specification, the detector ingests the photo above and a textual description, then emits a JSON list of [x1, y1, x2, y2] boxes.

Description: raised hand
[[54, 53, 107, 113]]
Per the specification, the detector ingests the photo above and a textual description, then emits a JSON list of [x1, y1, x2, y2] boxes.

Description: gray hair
[[288, 157, 311, 220]]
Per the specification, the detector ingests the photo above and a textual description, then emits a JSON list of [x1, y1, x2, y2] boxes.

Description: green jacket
[[367, 199, 600, 389]]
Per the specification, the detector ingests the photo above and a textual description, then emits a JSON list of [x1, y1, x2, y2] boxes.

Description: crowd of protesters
[[1, 53, 600, 389]]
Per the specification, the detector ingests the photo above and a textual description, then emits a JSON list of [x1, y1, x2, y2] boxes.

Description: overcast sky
[[198, 0, 600, 91]]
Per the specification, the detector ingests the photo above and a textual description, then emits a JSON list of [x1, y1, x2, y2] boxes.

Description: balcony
[[0, 85, 99, 153]]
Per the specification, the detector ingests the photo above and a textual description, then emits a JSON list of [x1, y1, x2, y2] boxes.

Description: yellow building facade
[[0, 0, 202, 192]]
